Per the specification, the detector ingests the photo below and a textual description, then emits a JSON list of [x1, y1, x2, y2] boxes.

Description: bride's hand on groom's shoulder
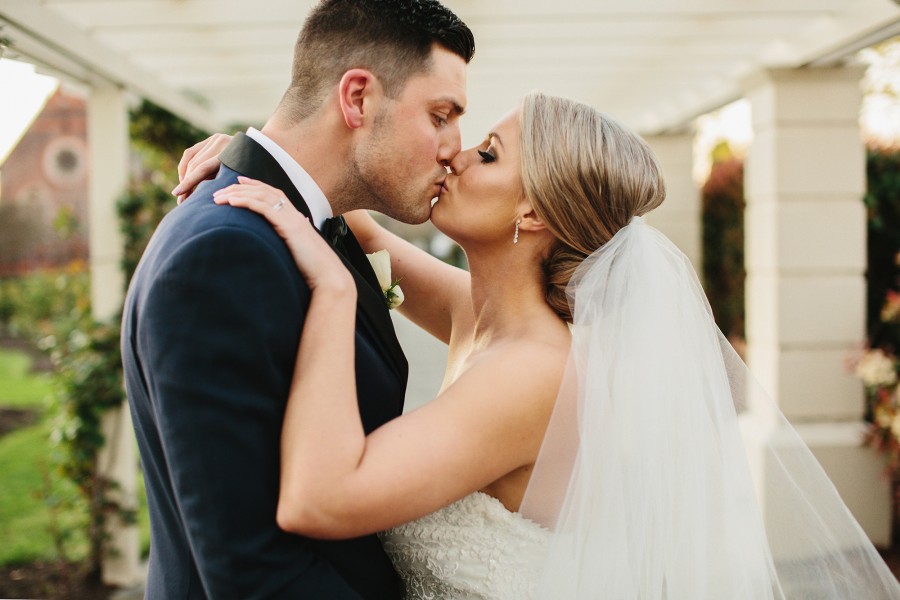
[[213, 177, 354, 295], [173, 133, 233, 203]]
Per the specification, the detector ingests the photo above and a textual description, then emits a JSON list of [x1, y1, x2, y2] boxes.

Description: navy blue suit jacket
[[122, 133, 408, 599]]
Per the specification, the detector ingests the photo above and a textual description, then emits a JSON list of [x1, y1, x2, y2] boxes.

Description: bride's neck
[[466, 250, 551, 343]]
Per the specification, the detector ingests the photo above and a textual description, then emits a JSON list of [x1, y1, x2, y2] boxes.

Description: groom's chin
[[388, 206, 432, 226], [411, 206, 434, 226]]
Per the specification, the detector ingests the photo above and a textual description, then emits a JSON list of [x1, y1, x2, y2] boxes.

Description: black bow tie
[[322, 215, 348, 247]]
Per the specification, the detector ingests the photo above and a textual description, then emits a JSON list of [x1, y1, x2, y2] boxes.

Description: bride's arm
[[176, 134, 470, 344], [344, 209, 469, 344], [287, 342, 563, 539], [214, 179, 566, 540]]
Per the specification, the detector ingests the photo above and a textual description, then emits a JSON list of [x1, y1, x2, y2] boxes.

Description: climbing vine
[[40, 99, 206, 578]]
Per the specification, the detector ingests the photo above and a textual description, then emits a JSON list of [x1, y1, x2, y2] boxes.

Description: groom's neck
[[260, 112, 352, 215]]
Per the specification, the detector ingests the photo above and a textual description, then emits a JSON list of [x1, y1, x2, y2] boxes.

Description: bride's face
[[431, 108, 525, 247]]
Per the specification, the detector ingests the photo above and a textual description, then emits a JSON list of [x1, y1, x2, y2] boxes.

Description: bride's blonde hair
[[519, 92, 666, 322]]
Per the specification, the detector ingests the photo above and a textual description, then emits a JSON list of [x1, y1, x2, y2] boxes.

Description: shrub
[[701, 155, 745, 342]]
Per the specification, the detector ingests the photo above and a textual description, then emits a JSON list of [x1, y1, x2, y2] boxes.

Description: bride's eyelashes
[[478, 150, 497, 164]]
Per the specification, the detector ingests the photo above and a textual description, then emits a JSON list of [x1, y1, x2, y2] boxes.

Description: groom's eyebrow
[[436, 97, 465, 117]]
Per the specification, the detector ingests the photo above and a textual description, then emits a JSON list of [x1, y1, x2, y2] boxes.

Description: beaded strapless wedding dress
[[379, 492, 551, 600]]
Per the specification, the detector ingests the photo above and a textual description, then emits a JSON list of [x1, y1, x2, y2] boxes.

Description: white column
[[88, 83, 127, 321], [87, 82, 141, 586], [741, 67, 892, 548], [644, 132, 701, 270]]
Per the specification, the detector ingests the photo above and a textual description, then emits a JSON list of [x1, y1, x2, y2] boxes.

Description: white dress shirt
[[245, 127, 333, 230]]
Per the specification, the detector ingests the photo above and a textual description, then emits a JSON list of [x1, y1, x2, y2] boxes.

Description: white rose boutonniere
[[366, 249, 404, 310]]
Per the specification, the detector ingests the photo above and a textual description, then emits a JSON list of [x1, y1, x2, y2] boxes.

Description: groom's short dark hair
[[279, 0, 475, 122]]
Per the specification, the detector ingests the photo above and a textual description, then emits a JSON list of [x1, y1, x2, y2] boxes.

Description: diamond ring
[[273, 199, 285, 211]]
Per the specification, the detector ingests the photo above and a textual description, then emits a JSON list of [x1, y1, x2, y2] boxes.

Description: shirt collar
[[245, 127, 333, 230]]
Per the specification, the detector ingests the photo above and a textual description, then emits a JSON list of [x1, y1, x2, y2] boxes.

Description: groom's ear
[[338, 69, 378, 130]]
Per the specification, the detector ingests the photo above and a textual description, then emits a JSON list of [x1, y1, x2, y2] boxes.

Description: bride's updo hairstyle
[[519, 92, 666, 322]]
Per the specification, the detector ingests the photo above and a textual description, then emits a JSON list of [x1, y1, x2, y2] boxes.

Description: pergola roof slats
[[1, 0, 897, 136]]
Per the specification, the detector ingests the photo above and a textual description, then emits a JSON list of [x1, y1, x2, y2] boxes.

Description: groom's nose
[[437, 125, 462, 167], [448, 147, 470, 176]]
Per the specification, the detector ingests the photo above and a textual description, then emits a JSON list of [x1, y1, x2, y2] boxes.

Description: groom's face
[[353, 45, 467, 225]]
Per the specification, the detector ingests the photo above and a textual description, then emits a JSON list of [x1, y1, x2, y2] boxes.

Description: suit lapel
[[220, 132, 313, 220], [220, 133, 409, 383], [341, 229, 382, 293], [339, 228, 409, 383]]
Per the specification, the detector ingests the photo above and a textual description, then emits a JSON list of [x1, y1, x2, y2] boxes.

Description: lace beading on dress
[[379, 492, 551, 600]]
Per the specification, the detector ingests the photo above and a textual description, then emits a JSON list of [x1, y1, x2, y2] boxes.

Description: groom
[[121, 1, 473, 598]]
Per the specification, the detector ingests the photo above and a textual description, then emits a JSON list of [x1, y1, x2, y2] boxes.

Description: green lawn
[[0, 420, 87, 564], [0, 346, 150, 566], [0, 348, 53, 409]]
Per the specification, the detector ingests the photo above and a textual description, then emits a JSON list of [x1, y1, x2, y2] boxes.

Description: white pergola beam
[[91, 18, 806, 51], [763, 0, 900, 67], [4, 0, 894, 137], [46, 0, 317, 29], [450, 0, 846, 17], [467, 18, 819, 42], [632, 0, 900, 133], [43, 0, 844, 29], [469, 43, 767, 63], [0, 0, 222, 131], [95, 26, 299, 52]]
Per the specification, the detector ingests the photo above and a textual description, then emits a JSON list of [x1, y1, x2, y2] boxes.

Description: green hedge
[[0, 263, 91, 340], [865, 148, 900, 351], [702, 157, 745, 341]]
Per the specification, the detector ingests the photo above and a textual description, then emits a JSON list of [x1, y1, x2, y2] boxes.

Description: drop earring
[[513, 220, 520, 244]]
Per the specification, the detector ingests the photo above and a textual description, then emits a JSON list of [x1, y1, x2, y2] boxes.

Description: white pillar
[[87, 82, 141, 586], [741, 67, 892, 548], [87, 83, 127, 321], [644, 132, 701, 270]]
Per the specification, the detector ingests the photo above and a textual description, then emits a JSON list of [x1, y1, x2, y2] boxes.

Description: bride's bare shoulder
[[478, 330, 569, 404], [516, 317, 571, 365]]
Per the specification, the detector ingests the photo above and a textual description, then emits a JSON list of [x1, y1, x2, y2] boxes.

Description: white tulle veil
[[519, 216, 900, 599]]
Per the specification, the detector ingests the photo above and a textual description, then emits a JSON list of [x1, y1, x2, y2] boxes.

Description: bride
[[184, 92, 900, 599]]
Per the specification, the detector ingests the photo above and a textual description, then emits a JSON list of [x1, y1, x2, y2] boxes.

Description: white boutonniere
[[366, 249, 404, 309]]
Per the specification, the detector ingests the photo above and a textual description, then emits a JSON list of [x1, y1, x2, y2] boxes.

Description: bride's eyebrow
[[487, 132, 503, 148]]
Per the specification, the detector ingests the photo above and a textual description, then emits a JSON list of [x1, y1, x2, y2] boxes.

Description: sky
[[0, 58, 58, 166], [859, 41, 900, 148]]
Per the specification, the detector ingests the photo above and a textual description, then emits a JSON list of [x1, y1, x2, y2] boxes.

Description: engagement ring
[[272, 199, 285, 211]]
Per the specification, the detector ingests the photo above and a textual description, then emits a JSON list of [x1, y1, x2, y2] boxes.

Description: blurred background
[[0, 1, 898, 597]]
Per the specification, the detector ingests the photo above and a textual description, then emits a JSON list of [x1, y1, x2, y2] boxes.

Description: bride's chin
[[429, 207, 459, 241], [429, 213, 450, 237]]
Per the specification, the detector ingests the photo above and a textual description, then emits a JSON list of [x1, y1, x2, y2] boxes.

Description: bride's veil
[[519, 216, 900, 599]]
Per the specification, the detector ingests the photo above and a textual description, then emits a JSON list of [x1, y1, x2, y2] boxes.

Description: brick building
[[0, 87, 89, 274]]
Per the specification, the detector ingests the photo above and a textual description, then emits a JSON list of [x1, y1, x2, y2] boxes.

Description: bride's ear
[[516, 202, 548, 234]]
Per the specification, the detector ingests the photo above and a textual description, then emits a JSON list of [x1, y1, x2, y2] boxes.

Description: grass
[[0, 347, 67, 565], [0, 346, 150, 566], [0, 420, 86, 564], [0, 348, 52, 409]]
